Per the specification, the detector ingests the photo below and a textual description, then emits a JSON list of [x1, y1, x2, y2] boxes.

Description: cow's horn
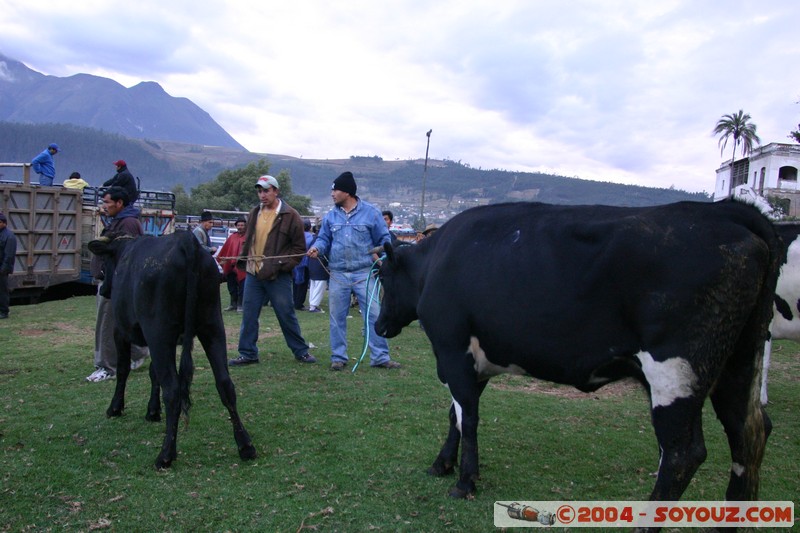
[[368, 245, 384, 255]]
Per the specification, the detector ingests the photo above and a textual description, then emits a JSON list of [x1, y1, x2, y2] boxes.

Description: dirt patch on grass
[[20, 322, 91, 338], [491, 377, 643, 400]]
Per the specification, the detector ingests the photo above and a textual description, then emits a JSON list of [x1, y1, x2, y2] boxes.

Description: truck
[[1, 163, 176, 302]]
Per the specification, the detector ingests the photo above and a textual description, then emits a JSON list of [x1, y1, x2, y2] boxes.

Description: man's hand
[[307, 247, 319, 259]]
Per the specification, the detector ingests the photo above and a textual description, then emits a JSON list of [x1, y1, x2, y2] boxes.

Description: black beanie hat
[[332, 171, 357, 197]]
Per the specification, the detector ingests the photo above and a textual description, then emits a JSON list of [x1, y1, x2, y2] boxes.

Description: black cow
[[88, 231, 256, 468], [375, 201, 782, 508]]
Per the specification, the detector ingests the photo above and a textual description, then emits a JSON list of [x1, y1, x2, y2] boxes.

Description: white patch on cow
[[452, 397, 463, 434], [635, 351, 698, 408], [444, 384, 464, 434], [731, 462, 745, 477], [467, 336, 526, 379]]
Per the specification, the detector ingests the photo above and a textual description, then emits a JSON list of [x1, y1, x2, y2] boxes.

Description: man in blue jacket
[[308, 171, 400, 371], [31, 143, 59, 186]]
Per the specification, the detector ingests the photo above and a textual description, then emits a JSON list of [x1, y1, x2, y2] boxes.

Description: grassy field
[[1, 289, 798, 531]]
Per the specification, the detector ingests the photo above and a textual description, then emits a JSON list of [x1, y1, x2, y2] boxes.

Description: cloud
[[1, 0, 799, 194]]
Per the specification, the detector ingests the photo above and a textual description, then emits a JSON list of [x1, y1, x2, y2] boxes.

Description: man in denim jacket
[[308, 172, 400, 371]]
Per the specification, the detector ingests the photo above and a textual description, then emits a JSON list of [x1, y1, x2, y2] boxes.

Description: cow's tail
[[178, 234, 197, 423]]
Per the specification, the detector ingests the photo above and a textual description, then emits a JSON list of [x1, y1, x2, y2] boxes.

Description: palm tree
[[713, 110, 761, 193], [713, 109, 761, 161]]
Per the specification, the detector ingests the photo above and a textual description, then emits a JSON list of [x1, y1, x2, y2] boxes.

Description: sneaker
[[236, 307, 243, 312], [295, 353, 317, 363], [86, 368, 115, 382], [229, 356, 259, 366], [224, 305, 237, 311], [308, 342, 317, 349], [330, 361, 347, 371], [131, 358, 146, 370], [373, 360, 401, 369], [308, 307, 324, 313]]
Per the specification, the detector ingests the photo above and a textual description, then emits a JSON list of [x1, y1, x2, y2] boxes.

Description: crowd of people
[[6, 144, 419, 376]]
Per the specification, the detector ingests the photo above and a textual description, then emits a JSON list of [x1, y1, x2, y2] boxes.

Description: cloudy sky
[[2, 0, 798, 193]]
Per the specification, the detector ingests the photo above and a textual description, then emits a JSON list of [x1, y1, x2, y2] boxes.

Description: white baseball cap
[[255, 175, 280, 190]]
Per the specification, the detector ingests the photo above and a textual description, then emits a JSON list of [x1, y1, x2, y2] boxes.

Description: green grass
[[1, 290, 798, 531]]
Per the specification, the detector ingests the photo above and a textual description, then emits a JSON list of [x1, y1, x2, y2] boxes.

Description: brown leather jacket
[[239, 200, 306, 280]]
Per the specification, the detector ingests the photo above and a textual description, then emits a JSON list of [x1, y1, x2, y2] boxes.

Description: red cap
[[113, 159, 126, 167]]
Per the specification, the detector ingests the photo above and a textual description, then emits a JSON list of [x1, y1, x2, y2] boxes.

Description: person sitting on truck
[[86, 187, 149, 382], [193, 211, 218, 254], [103, 160, 139, 204], [63, 171, 90, 190], [31, 143, 59, 186]]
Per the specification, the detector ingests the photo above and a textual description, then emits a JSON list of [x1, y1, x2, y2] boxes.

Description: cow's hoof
[[427, 461, 455, 477], [106, 407, 123, 418], [447, 485, 474, 499], [154, 457, 173, 470], [239, 444, 257, 460], [145, 411, 161, 422]]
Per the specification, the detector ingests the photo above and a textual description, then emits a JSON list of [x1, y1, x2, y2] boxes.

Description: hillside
[[0, 123, 709, 223]]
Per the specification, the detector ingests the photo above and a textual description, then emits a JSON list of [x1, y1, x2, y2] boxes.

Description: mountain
[[0, 53, 244, 150], [0, 52, 709, 212]]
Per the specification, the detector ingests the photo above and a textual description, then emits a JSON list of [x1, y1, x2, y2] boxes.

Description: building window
[[779, 166, 798, 182], [731, 159, 750, 188]]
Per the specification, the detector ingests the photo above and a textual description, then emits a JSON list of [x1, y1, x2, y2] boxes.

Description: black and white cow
[[375, 201, 782, 507], [89, 231, 256, 468], [761, 221, 800, 404]]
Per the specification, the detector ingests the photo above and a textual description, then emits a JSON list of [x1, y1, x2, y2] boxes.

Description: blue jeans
[[38, 174, 54, 186], [328, 269, 389, 365], [238, 272, 309, 360]]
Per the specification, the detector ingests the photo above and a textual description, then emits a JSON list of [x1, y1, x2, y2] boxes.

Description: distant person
[[217, 217, 247, 311], [382, 210, 401, 247], [87, 187, 149, 382], [417, 223, 439, 242], [0, 212, 17, 320], [103, 160, 139, 204], [307, 226, 329, 313], [229, 175, 316, 366], [292, 219, 314, 310], [31, 143, 59, 186], [63, 171, 90, 190], [308, 171, 400, 370], [193, 211, 218, 254]]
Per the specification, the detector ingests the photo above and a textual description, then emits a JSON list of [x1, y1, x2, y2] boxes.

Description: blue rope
[[351, 256, 385, 373]]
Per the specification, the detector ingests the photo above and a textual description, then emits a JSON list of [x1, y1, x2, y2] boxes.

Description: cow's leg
[[106, 334, 132, 418], [197, 325, 257, 461], [760, 337, 771, 406], [147, 345, 180, 469], [710, 361, 771, 502], [428, 379, 489, 481], [428, 401, 461, 477], [433, 356, 487, 499], [144, 361, 161, 422], [647, 398, 707, 501]]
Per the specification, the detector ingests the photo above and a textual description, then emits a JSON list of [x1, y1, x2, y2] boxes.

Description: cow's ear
[[384, 242, 395, 263], [88, 238, 111, 255]]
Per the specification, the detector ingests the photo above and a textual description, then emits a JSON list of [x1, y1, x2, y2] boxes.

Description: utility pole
[[420, 129, 432, 230]]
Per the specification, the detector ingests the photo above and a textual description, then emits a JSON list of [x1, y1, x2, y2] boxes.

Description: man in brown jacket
[[229, 175, 316, 366]]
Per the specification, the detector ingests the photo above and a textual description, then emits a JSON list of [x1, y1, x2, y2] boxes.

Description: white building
[[714, 143, 800, 216]]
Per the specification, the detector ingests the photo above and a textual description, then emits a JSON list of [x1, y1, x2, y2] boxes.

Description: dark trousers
[[0, 274, 9, 315], [226, 272, 244, 307]]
